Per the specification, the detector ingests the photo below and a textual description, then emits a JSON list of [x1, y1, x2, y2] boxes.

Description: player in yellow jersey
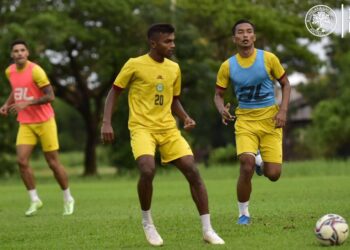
[[214, 20, 291, 225], [101, 23, 224, 246], [0, 40, 74, 216]]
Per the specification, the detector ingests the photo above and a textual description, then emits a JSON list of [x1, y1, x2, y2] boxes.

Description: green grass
[[0, 161, 350, 249]]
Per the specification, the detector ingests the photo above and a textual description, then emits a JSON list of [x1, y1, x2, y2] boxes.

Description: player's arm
[[101, 86, 123, 143], [171, 97, 196, 131], [0, 91, 15, 116], [214, 87, 235, 125], [214, 61, 235, 125], [275, 74, 291, 128], [8, 85, 55, 114], [270, 53, 291, 128], [101, 59, 133, 143]]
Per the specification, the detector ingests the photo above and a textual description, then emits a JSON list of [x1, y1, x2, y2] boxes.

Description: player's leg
[[17, 145, 36, 190], [131, 130, 163, 246], [161, 131, 224, 244], [255, 150, 264, 176], [136, 155, 156, 211], [259, 121, 283, 182], [40, 118, 74, 215], [173, 155, 208, 214], [43, 150, 74, 215], [137, 155, 163, 246], [237, 153, 255, 224], [263, 162, 281, 181], [235, 119, 259, 225], [44, 151, 68, 189], [16, 124, 43, 216]]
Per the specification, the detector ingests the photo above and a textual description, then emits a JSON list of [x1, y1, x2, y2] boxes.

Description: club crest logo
[[305, 5, 337, 37], [156, 83, 164, 92]]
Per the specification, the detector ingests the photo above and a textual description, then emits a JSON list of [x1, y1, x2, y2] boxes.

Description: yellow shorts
[[235, 117, 282, 163], [130, 129, 193, 164], [16, 118, 59, 152]]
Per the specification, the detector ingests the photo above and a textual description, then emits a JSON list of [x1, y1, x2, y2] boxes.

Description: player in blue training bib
[[214, 19, 291, 225]]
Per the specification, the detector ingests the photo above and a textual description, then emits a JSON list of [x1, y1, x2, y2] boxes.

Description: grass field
[[0, 160, 349, 249]]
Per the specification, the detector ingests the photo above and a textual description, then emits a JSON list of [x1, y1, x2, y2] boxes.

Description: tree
[[298, 33, 350, 157], [0, 0, 148, 175], [0, 0, 322, 175]]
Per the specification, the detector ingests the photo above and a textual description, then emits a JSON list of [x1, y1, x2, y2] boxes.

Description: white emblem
[[156, 83, 164, 92], [305, 5, 337, 37]]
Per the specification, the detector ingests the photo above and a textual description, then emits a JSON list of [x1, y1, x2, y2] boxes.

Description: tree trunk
[[82, 113, 98, 176]]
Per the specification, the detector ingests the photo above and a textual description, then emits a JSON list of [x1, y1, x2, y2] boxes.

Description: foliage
[[208, 143, 237, 165], [298, 34, 350, 158], [0, 0, 322, 175], [0, 59, 16, 176]]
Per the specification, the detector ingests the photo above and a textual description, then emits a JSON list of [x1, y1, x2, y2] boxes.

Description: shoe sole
[[25, 203, 43, 217], [203, 238, 225, 245]]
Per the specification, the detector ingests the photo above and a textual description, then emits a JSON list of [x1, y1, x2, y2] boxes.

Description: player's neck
[[238, 47, 255, 58], [148, 51, 164, 63], [15, 60, 28, 70]]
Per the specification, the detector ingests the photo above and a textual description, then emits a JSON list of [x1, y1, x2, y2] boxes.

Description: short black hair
[[147, 23, 175, 39], [11, 39, 28, 50], [232, 19, 255, 35]]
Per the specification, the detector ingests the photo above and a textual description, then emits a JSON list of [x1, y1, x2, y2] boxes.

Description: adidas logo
[[156, 75, 163, 80]]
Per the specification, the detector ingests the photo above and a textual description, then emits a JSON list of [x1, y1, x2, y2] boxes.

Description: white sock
[[28, 189, 40, 202], [200, 214, 213, 232], [142, 210, 154, 225], [238, 201, 250, 217], [63, 188, 74, 202]]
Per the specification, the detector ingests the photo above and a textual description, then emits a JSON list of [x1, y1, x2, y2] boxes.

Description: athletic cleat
[[143, 223, 163, 246], [203, 230, 225, 245], [255, 151, 264, 176], [63, 199, 75, 215], [25, 200, 43, 216], [237, 215, 251, 225]]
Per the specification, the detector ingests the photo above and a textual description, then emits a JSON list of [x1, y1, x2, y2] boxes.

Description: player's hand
[[183, 116, 196, 131], [101, 122, 115, 144], [274, 109, 287, 128], [220, 102, 235, 125], [8, 102, 30, 114], [0, 105, 9, 116]]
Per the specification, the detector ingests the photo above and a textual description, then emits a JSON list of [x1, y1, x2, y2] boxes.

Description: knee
[[17, 157, 29, 170], [140, 168, 156, 180], [179, 157, 200, 179], [239, 155, 255, 176], [264, 164, 282, 182], [46, 158, 60, 171], [138, 159, 155, 180], [185, 165, 201, 183], [266, 171, 281, 182]]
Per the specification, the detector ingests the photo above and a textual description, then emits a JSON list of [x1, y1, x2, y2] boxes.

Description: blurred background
[[1, 0, 349, 177]]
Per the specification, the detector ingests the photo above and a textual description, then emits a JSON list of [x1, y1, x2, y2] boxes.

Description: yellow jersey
[[114, 54, 181, 131]]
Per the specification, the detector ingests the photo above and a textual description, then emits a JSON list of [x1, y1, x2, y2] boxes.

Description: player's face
[[233, 23, 256, 48], [154, 32, 175, 58], [11, 44, 29, 66]]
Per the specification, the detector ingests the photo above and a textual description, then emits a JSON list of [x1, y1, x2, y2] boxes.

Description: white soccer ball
[[314, 214, 349, 246]]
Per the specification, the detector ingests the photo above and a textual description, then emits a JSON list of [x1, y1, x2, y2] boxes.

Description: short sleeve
[[32, 65, 50, 88], [266, 52, 285, 80], [215, 60, 230, 89], [173, 65, 181, 96], [113, 59, 135, 89], [5, 67, 10, 80]]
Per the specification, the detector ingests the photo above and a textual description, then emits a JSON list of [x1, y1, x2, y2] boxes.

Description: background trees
[[1, 0, 347, 176]]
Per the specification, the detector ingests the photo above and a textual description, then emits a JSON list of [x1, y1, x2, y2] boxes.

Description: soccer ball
[[314, 214, 349, 246]]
